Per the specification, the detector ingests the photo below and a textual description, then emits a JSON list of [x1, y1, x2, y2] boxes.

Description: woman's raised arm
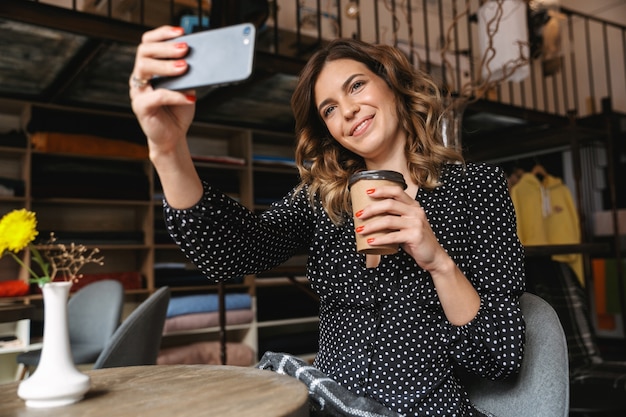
[[129, 25, 203, 209]]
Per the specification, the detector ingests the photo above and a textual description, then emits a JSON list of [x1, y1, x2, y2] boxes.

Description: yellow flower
[[0, 209, 103, 287], [0, 209, 38, 255]]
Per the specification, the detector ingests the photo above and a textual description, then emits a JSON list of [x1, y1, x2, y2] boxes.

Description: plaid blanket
[[525, 257, 603, 370], [256, 351, 403, 417], [525, 257, 626, 391]]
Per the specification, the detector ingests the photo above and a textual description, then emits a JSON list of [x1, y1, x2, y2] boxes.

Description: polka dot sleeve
[[442, 163, 526, 380], [163, 182, 314, 281]]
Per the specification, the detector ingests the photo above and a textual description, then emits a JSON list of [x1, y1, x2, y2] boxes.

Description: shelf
[[0, 342, 42, 355], [0, 146, 26, 154], [252, 164, 298, 174], [257, 316, 319, 328], [255, 276, 308, 287], [163, 284, 252, 293], [162, 323, 253, 338], [30, 198, 151, 206], [0, 304, 34, 323], [154, 243, 181, 250], [77, 244, 150, 250], [192, 161, 247, 171], [524, 243, 612, 257], [30, 150, 147, 162], [0, 196, 27, 203]]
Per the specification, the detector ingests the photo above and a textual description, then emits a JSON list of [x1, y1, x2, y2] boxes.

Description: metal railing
[[20, 0, 626, 118]]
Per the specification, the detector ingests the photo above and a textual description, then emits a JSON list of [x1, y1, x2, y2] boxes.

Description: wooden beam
[[0, 0, 148, 44]]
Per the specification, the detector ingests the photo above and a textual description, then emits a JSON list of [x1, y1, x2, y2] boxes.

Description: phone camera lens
[[243, 26, 251, 36]]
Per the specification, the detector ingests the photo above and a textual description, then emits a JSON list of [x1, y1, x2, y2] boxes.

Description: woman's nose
[[342, 101, 359, 119]]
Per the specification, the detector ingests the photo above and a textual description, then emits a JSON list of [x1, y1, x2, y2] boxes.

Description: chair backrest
[[93, 286, 170, 369], [69, 279, 124, 348], [462, 292, 570, 417]]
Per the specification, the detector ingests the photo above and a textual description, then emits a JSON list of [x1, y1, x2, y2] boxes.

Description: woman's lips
[[350, 115, 373, 136]]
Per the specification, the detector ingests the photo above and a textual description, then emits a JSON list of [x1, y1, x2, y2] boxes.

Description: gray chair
[[462, 292, 570, 417], [17, 279, 124, 376], [93, 286, 170, 369]]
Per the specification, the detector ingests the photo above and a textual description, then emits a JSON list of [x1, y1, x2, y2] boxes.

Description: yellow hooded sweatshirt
[[510, 172, 584, 284]]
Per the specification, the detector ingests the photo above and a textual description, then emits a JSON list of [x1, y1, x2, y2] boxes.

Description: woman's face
[[314, 59, 406, 165]]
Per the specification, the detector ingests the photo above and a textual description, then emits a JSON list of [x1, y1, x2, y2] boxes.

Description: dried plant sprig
[[442, 0, 531, 103], [42, 233, 105, 284]]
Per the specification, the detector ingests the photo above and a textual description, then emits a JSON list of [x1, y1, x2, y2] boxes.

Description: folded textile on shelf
[[31, 131, 148, 159], [163, 309, 254, 334], [158, 341, 255, 366], [70, 271, 143, 292], [0, 280, 30, 297], [166, 292, 252, 318]]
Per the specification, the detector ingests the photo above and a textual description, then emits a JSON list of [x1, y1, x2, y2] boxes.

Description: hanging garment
[[510, 172, 584, 285], [510, 172, 550, 245], [542, 174, 584, 284]]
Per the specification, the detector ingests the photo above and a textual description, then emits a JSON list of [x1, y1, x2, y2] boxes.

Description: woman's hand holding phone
[[129, 26, 203, 210]]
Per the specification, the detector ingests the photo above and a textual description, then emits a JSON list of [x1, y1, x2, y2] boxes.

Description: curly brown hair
[[291, 38, 463, 225]]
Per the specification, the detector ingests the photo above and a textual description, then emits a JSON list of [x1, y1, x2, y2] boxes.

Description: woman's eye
[[351, 80, 364, 92], [323, 105, 336, 118]]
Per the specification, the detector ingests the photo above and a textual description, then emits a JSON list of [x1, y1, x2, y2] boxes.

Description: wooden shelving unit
[[0, 100, 318, 373]]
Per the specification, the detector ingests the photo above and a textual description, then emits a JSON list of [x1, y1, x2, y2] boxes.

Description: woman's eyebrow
[[317, 73, 364, 113]]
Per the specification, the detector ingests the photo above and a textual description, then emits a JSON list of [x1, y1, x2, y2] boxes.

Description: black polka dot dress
[[164, 162, 526, 416]]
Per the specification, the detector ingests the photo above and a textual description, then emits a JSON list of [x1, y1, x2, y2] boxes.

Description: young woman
[[130, 26, 526, 416]]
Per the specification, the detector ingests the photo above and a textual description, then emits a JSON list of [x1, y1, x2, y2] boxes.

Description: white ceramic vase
[[17, 281, 91, 408]]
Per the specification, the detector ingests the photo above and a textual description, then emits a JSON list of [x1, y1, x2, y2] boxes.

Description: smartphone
[[151, 23, 256, 90]]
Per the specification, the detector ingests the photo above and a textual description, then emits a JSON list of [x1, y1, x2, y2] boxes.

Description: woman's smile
[[349, 115, 373, 136]]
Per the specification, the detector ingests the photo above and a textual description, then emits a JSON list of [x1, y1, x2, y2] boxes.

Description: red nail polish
[[367, 238, 375, 244], [366, 189, 375, 194], [355, 210, 364, 218], [174, 60, 187, 68], [174, 42, 187, 49], [173, 26, 185, 35], [355, 226, 364, 233], [185, 95, 196, 102]]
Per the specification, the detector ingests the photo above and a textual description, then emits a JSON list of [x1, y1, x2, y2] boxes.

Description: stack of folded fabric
[[159, 292, 255, 366], [158, 341, 255, 367], [163, 292, 253, 334]]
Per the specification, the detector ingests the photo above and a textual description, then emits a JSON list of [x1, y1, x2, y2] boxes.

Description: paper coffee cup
[[348, 170, 407, 255]]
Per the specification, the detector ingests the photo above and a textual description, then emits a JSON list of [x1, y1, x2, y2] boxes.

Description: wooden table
[[0, 365, 310, 417]]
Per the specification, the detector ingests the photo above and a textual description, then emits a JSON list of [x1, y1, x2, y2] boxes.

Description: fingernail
[[355, 226, 364, 233], [185, 94, 196, 102], [173, 26, 185, 35], [367, 238, 375, 244], [355, 210, 363, 218], [366, 189, 375, 194], [174, 59, 187, 68], [174, 42, 187, 49]]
